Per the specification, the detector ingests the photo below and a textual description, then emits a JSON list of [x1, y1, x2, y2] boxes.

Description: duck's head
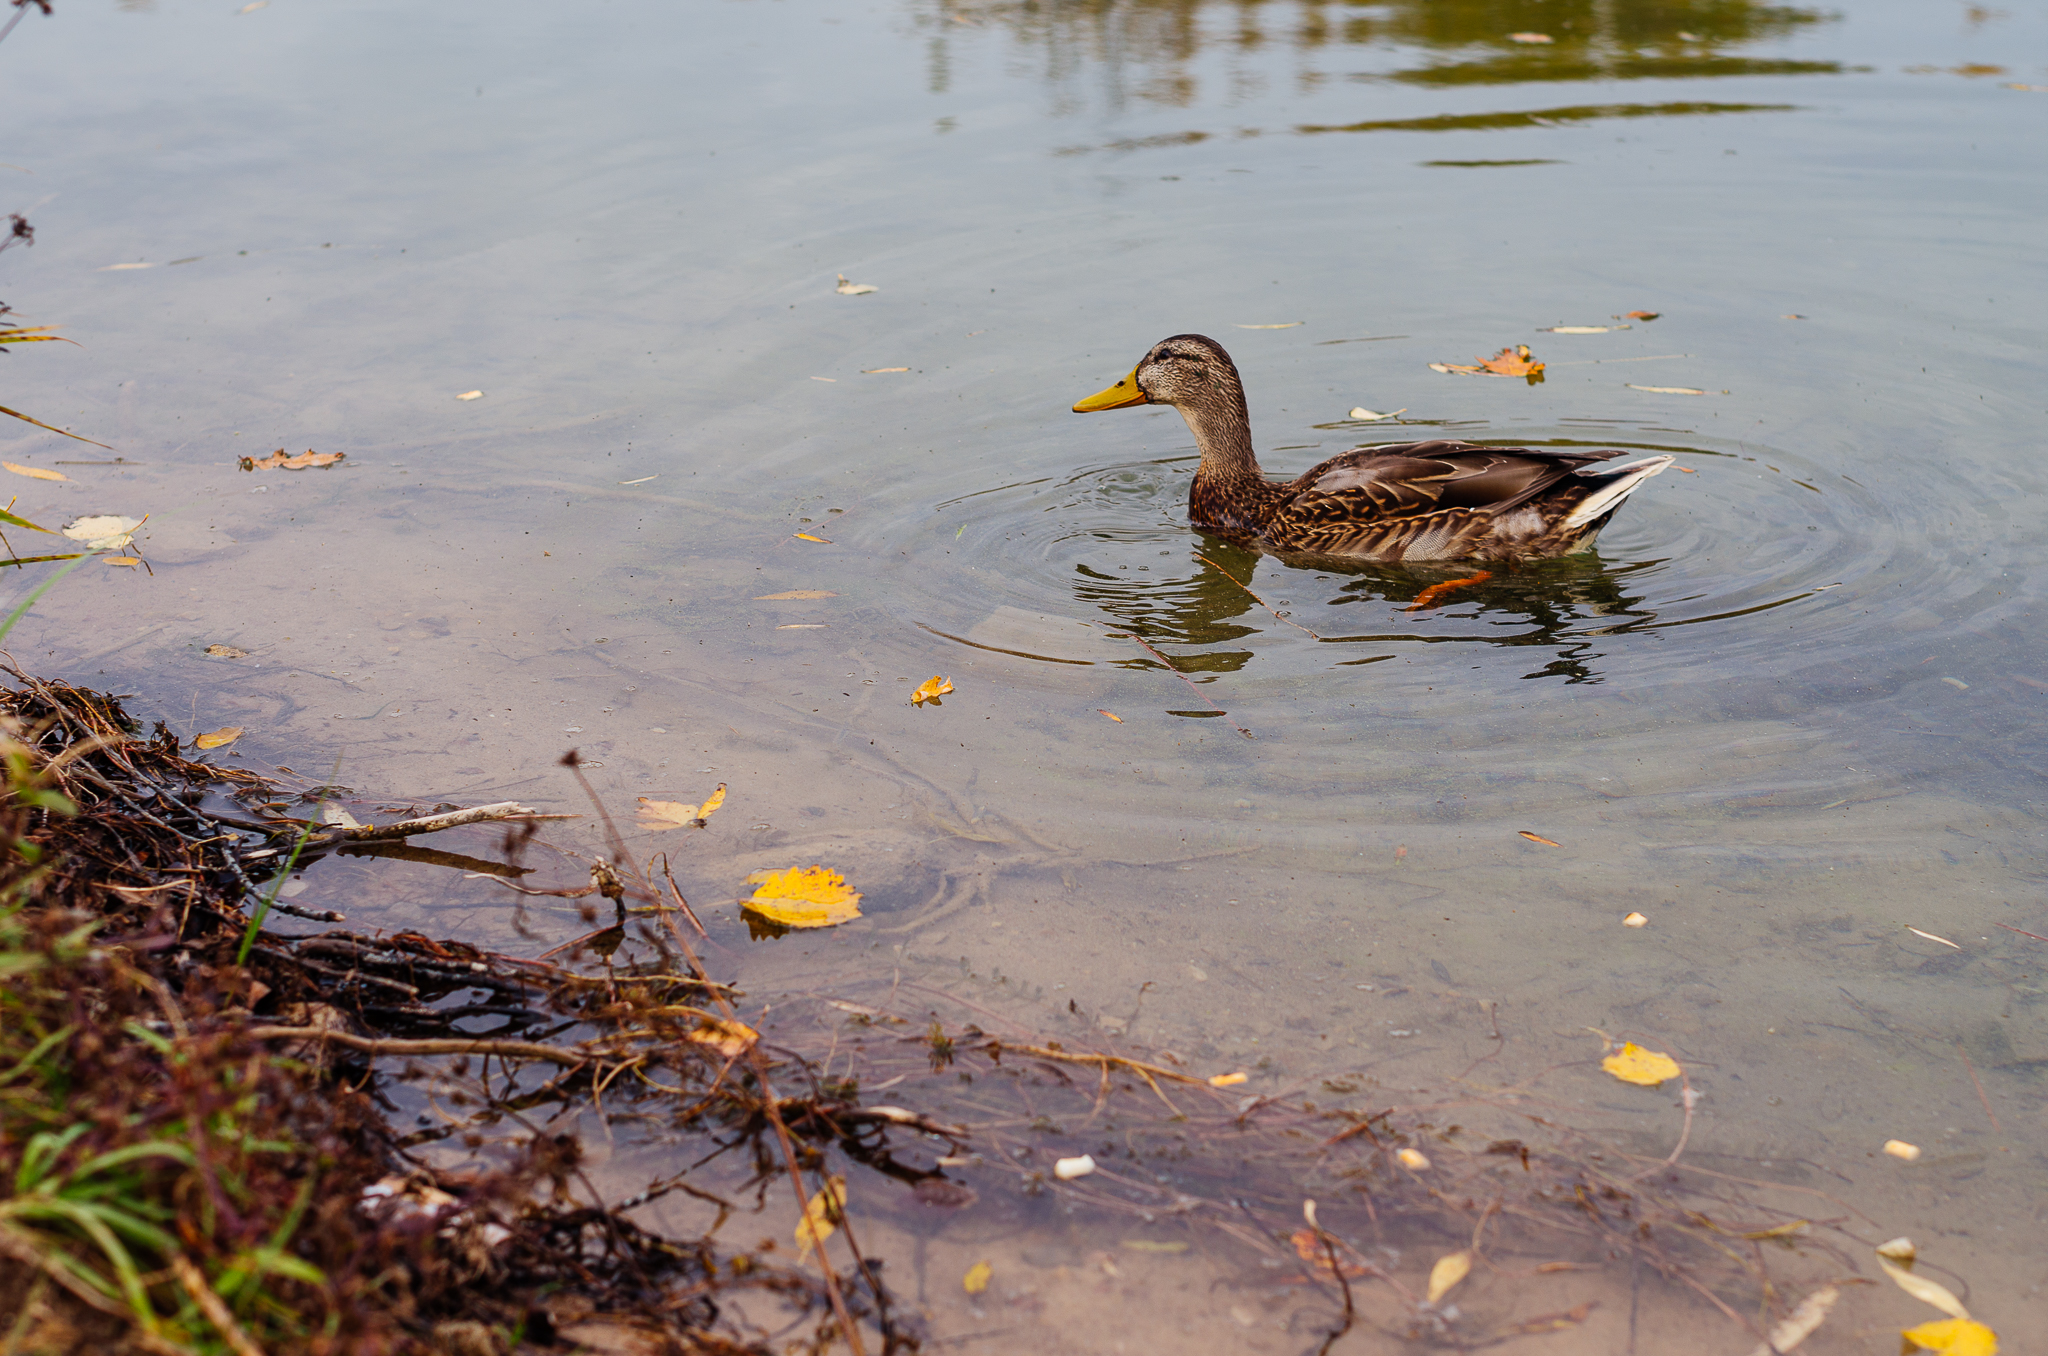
[[1072, 334, 1245, 415]]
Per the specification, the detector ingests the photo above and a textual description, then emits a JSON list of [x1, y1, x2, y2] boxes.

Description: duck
[[1073, 333, 1673, 562]]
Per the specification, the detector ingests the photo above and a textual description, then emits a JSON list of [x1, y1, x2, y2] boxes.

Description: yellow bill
[[1073, 367, 1148, 412]]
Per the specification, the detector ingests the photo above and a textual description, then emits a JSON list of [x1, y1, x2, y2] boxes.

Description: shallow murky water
[[8, 0, 2047, 1344]]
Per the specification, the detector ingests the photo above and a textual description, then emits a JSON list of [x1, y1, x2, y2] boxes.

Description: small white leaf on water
[[835, 274, 878, 295], [1508, 31, 1554, 42], [1541, 325, 1630, 333], [1347, 407, 1407, 421], [1626, 384, 1707, 395], [1743, 1286, 1839, 1356], [1904, 925, 1960, 949], [1623, 912, 1648, 927], [1053, 1155, 1096, 1179], [99, 262, 155, 270], [455, 390, 484, 401], [240, 0, 270, 12], [1885, 1140, 1922, 1161], [1941, 676, 1969, 690], [61, 514, 143, 550]]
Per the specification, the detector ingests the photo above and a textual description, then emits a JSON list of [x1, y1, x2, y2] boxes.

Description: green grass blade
[[0, 404, 112, 448]]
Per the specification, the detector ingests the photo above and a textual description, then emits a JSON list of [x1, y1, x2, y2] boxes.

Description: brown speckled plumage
[[1074, 334, 1673, 562]]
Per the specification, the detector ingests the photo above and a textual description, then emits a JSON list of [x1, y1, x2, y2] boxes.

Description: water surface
[[7, 0, 2046, 1343]]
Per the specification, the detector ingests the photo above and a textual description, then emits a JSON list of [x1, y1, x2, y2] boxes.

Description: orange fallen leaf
[[1289, 1228, 1368, 1277], [1405, 571, 1491, 611], [240, 448, 346, 470], [911, 675, 952, 706], [2, 462, 68, 482], [1098, 709, 1123, 723], [1519, 831, 1561, 846], [1207, 1071, 1248, 1087], [685, 1015, 757, 1059], [1625, 310, 1661, 321], [793, 532, 832, 543], [1394, 845, 1407, 860], [743, 865, 863, 930], [1477, 344, 1545, 378], [194, 726, 244, 750]]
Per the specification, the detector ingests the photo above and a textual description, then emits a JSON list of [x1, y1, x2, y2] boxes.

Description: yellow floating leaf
[[194, 727, 244, 750], [743, 865, 862, 930], [1098, 709, 1123, 723], [1519, 830, 1561, 846], [1901, 1319, 1998, 1355], [1426, 1250, 1471, 1305], [455, 389, 484, 400], [794, 1175, 846, 1262], [1885, 1139, 1922, 1161], [1601, 1041, 1681, 1086], [793, 532, 832, 543], [1207, 1071, 1247, 1087], [103, 556, 143, 567], [640, 785, 726, 829], [835, 274, 877, 295], [2, 461, 68, 482], [754, 590, 839, 600], [204, 644, 248, 659], [1395, 1148, 1431, 1171], [1508, 31, 1554, 42], [962, 1260, 992, 1295], [1623, 912, 1649, 927], [60, 514, 143, 550], [1876, 1242, 1970, 1320], [685, 1016, 757, 1060], [911, 675, 953, 707]]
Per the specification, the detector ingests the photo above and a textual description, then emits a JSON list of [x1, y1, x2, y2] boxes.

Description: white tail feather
[[1561, 454, 1674, 530]]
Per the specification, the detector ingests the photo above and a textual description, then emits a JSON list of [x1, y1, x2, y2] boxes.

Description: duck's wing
[[1282, 440, 1628, 518]]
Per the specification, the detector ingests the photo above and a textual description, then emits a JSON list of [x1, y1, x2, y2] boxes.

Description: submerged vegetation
[[0, 672, 2001, 1352]]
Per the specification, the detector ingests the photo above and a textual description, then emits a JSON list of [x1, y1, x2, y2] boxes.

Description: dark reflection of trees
[[922, 0, 1838, 105], [1074, 538, 1667, 683]]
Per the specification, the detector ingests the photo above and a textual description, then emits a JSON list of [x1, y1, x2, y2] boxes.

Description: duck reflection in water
[[1073, 537, 1664, 685]]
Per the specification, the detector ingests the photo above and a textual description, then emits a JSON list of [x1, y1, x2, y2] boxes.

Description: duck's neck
[[1178, 393, 1273, 526]]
